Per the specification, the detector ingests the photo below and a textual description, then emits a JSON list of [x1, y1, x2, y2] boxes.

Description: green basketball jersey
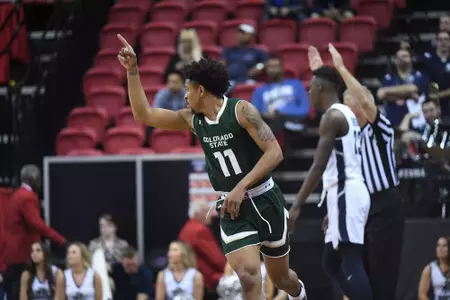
[[192, 97, 271, 192]]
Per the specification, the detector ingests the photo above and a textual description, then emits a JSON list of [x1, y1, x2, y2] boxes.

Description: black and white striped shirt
[[361, 110, 400, 194]]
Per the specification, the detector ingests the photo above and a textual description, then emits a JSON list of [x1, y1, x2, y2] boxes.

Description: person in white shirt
[[55, 242, 102, 300], [155, 241, 204, 300], [418, 237, 450, 300], [19, 242, 62, 300]]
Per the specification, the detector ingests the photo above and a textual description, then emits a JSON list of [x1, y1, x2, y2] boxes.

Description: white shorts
[[325, 180, 370, 249]]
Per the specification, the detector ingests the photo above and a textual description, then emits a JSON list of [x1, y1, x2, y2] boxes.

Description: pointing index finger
[[117, 34, 131, 49]]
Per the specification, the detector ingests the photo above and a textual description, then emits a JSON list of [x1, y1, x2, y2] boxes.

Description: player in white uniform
[[55, 242, 102, 300], [289, 65, 372, 300]]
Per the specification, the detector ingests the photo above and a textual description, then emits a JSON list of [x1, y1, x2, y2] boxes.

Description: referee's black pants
[[363, 187, 405, 300]]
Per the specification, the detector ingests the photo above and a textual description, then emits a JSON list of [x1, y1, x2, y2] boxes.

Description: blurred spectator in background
[[19, 242, 62, 300], [418, 236, 450, 300], [377, 49, 429, 128], [155, 241, 204, 300], [217, 260, 288, 300], [88, 213, 128, 265], [252, 56, 310, 152], [221, 24, 269, 87], [56, 242, 102, 300], [112, 246, 153, 300], [440, 14, 450, 34], [164, 29, 206, 81], [179, 200, 226, 292], [264, 0, 306, 21], [419, 31, 450, 117], [153, 71, 186, 111], [311, 0, 353, 19], [3, 165, 65, 300]]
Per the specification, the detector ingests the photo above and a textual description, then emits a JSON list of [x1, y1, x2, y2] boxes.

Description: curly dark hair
[[312, 66, 342, 91], [182, 58, 230, 98]]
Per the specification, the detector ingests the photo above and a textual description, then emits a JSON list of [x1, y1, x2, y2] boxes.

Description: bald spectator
[[179, 200, 226, 294], [2, 165, 65, 300]]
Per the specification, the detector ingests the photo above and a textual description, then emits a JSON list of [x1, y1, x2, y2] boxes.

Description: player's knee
[[235, 265, 260, 292]]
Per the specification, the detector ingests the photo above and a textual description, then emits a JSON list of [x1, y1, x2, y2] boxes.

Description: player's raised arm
[[289, 109, 347, 232], [235, 101, 283, 189], [117, 34, 192, 130], [328, 43, 378, 123]]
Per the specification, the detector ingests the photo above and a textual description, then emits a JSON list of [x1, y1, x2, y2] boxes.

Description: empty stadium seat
[[191, 1, 228, 24], [259, 19, 297, 53], [140, 47, 176, 69], [119, 0, 151, 10], [299, 18, 336, 47], [231, 83, 263, 101], [183, 21, 218, 45], [276, 43, 309, 78], [140, 22, 178, 48], [83, 67, 123, 95], [202, 45, 222, 60], [117, 107, 143, 128], [99, 24, 137, 50], [320, 42, 358, 73], [119, 148, 156, 155], [235, 0, 265, 23], [150, 129, 191, 153], [171, 146, 203, 153], [357, 0, 394, 29], [85, 86, 126, 120], [104, 126, 145, 154], [67, 149, 104, 156], [56, 128, 97, 156], [254, 44, 269, 53], [143, 85, 165, 106], [151, 2, 187, 30], [284, 65, 300, 79], [108, 3, 146, 28], [139, 66, 165, 86], [219, 19, 257, 47], [67, 107, 108, 142], [340, 16, 377, 52], [95, 49, 125, 78]]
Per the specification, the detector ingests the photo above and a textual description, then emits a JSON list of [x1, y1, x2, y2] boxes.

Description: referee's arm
[[329, 44, 378, 123]]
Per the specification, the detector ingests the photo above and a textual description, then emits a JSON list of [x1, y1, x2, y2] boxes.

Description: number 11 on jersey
[[213, 149, 242, 177]]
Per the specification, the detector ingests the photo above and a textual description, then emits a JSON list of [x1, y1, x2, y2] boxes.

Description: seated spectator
[[111, 246, 153, 300], [88, 214, 128, 265], [264, 0, 306, 21], [440, 14, 450, 35], [252, 56, 310, 150], [221, 24, 269, 87], [179, 200, 226, 292], [164, 29, 207, 81], [19, 242, 62, 300], [419, 31, 450, 117], [311, 0, 353, 19], [377, 48, 429, 128], [217, 261, 288, 300], [418, 237, 450, 300], [153, 71, 186, 111], [56, 242, 103, 300], [155, 241, 204, 300]]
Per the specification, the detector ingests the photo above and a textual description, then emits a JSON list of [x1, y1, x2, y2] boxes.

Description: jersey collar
[[204, 96, 228, 125]]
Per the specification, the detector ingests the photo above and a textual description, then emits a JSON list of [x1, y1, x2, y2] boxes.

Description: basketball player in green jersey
[[117, 34, 306, 300]]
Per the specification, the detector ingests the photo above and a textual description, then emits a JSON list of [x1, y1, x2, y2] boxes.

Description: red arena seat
[[83, 67, 123, 95], [259, 19, 297, 53], [183, 21, 218, 46], [67, 107, 108, 142], [150, 129, 191, 153], [191, 1, 228, 25], [140, 22, 178, 48], [119, 148, 156, 155], [104, 126, 145, 154], [140, 47, 176, 70], [116, 107, 143, 128], [231, 83, 263, 101], [84, 86, 126, 120], [234, 0, 265, 23], [340, 16, 377, 52], [56, 127, 97, 156], [66, 149, 104, 156], [299, 18, 336, 47], [219, 19, 257, 47], [151, 2, 188, 30]]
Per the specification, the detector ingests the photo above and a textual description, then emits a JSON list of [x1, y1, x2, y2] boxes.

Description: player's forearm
[[127, 68, 152, 123], [382, 84, 418, 99], [238, 146, 283, 189], [293, 164, 324, 208]]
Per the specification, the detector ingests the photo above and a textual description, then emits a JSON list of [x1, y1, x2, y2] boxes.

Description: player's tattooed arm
[[236, 101, 283, 189], [293, 109, 347, 208]]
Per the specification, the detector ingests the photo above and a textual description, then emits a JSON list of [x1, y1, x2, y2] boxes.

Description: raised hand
[[328, 43, 344, 69], [117, 34, 137, 72], [308, 45, 323, 71]]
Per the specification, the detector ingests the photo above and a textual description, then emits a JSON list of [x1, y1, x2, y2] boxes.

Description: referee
[[329, 44, 405, 300]]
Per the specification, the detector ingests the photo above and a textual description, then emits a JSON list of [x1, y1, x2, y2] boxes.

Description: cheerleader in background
[[19, 242, 62, 300], [56, 242, 102, 300], [156, 241, 204, 300], [217, 261, 288, 300]]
